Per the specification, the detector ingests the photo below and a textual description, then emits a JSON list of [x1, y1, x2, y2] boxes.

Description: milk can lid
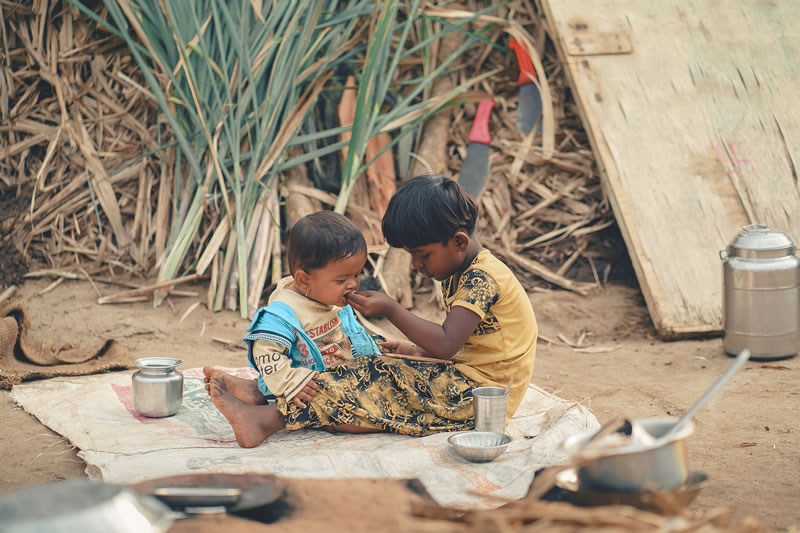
[[728, 224, 795, 258]]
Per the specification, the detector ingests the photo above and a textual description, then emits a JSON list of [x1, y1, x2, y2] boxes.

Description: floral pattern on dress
[[278, 355, 476, 436], [443, 267, 500, 336]]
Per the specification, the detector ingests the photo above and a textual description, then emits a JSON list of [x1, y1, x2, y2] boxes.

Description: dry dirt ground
[[0, 277, 797, 531]]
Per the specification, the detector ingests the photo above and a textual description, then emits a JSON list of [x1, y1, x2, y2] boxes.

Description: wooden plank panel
[[540, 0, 800, 337]]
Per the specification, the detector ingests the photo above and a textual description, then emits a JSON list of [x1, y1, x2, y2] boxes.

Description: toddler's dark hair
[[287, 211, 366, 273], [382, 174, 478, 249]]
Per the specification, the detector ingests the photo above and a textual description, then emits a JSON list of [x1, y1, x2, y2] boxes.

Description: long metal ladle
[[657, 349, 751, 443]]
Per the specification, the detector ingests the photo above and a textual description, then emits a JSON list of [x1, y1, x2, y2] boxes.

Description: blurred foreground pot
[[561, 418, 693, 493], [0, 480, 174, 533]]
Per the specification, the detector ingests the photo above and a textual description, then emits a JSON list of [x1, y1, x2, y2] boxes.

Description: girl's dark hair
[[287, 211, 367, 273], [382, 174, 478, 249]]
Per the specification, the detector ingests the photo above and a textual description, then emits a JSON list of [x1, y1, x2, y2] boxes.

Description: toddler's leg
[[203, 367, 266, 405], [206, 371, 284, 448]]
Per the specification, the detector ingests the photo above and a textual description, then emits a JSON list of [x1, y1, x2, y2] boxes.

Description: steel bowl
[[448, 431, 511, 463], [562, 417, 694, 492]]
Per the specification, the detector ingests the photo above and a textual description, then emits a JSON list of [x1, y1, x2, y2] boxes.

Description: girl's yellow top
[[442, 249, 538, 418]]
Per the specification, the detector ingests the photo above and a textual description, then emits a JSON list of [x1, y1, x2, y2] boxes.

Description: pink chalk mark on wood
[[715, 141, 756, 175], [727, 141, 756, 173]]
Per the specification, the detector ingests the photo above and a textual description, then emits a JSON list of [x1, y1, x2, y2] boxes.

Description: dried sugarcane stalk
[[285, 149, 322, 228], [0, 287, 18, 304], [365, 131, 396, 220], [98, 273, 202, 304], [196, 218, 230, 276], [213, 230, 237, 312], [503, 248, 593, 296], [247, 191, 278, 317], [207, 252, 219, 311], [338, 75, 380, 245], [270, 219, 282, 286]]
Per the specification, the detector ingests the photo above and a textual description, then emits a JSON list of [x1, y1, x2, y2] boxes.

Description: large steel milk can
[[720, 224, 800, 359]]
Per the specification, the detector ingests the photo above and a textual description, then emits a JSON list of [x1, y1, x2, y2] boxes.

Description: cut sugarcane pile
[[0, 1, 632, 312]]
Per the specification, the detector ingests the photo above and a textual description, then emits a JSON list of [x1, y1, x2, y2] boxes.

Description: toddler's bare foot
[[203, 366, 265, 405], [207, 373, 285, 448]]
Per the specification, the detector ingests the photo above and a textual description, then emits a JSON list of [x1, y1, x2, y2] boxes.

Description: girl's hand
[[381, 341, 425, 357], [345, 290, 398, 317], [291, 372, 319, 409]]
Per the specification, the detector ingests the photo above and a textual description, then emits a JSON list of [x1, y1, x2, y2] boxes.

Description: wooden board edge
[[539, 0, 719, 338], [659, 324, 723, 341]]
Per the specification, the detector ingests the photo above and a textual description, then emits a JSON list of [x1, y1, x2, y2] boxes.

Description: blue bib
[[243, 302, 379, 400]]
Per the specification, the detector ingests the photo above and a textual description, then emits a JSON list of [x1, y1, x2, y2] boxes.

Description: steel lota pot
[[132, 357, 184, 418], [720, 224, 800, 360]]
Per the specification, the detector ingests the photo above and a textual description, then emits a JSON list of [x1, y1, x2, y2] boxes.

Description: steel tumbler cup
[[473, 386, 509, 433]]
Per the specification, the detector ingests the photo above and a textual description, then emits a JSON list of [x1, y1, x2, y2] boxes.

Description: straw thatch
[[1, 1, 167, 276]]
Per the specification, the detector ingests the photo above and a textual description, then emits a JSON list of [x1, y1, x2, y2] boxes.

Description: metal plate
[[151, 487, 242, 508], [554, 468, 708, 512], [132, 473, 285, 514]]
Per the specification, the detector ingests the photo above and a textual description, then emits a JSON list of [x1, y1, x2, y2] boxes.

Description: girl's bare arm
[[347, 291, 480, 359]]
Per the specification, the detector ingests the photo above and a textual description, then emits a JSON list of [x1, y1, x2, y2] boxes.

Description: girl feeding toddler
[[204, 175, 538, 447]]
